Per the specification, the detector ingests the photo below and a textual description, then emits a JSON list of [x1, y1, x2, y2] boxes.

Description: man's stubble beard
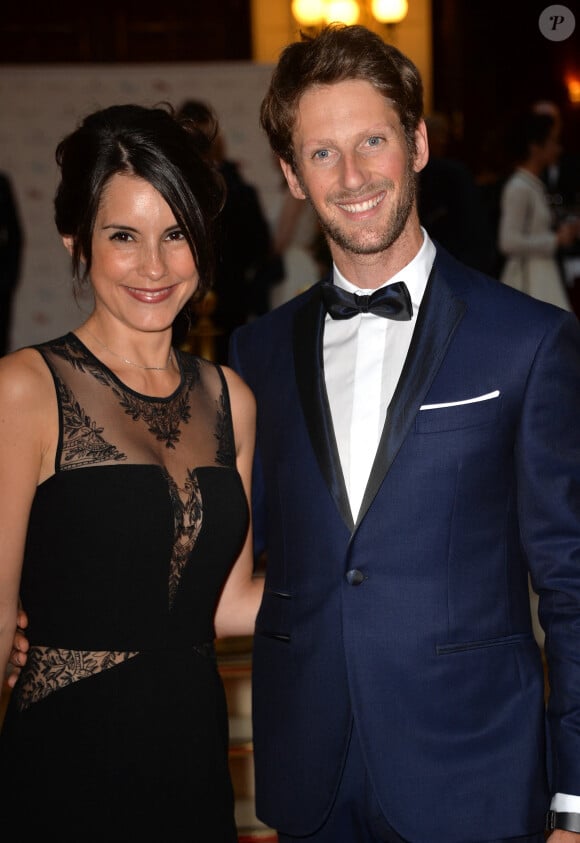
[[299, 160, 417, 257]]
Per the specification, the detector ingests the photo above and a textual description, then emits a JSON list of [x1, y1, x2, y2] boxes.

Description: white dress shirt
[[323, 229, 435, 521]]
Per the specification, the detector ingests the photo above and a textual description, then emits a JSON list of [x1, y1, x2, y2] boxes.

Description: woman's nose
[[139, 244, 166, 280]]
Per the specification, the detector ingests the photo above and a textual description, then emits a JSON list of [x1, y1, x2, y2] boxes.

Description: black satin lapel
[[357, 267, 466, 525], [293, 285, 355, 532]]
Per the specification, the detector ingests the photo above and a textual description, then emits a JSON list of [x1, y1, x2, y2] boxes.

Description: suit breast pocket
[[415, 396, 501, 434]]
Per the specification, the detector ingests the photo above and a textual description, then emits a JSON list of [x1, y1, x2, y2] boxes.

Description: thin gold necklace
[[83, 327, 174, 372]]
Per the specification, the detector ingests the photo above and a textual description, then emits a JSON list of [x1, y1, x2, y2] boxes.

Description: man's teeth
[[339, 195, 382, 213]]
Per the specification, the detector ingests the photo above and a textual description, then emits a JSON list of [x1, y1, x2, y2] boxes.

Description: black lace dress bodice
[[0, 333, 249, 841]]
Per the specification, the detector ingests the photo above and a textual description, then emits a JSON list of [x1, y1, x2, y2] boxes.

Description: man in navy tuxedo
[[8, 23, 580, 843], [228, 24, 580, 843]]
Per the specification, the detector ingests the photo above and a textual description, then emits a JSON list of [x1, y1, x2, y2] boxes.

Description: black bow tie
[[320, 281, 413, 321]]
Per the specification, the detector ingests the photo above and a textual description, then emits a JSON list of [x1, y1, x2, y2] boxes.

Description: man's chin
[[327, 230, 399, 256]]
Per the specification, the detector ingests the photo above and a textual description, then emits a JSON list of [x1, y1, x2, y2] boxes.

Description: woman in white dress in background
[[499, 110, 579, 310]]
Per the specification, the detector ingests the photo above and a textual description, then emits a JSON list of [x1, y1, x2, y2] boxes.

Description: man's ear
[[279, 158, 307, 201], [62, 234, 74, 256], [413, 119, 429, 174]]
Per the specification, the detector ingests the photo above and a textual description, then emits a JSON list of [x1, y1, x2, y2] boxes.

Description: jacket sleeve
[[518, 310, 580, 796]]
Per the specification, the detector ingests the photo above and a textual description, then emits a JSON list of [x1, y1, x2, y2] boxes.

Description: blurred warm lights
[[371, 0, 408, 22], [565, 74, 580, 104], [291, 0, 408, 26], [325, 0, 360, 24], [291, 0, 327, 25]]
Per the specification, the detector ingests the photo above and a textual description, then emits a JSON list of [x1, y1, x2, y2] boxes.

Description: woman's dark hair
[[506, 111, 557, 166], [177, 99, 219, 144], [260, 23, 424, 169], [54, 102, 225, 300]]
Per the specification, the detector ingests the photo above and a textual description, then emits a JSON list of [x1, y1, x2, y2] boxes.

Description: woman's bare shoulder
[[219, 364, 256, 412], [0, 347, 54, 411]]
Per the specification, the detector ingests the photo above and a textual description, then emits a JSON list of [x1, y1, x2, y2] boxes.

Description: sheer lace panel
[[57, 378, 127, 467], [14, 643, 217, 711], [36, 335, 236, 608], [167, 467, 203, 606], [13, 645, 138, 711]]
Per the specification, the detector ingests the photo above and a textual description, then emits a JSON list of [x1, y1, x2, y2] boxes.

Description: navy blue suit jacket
[[229, 246, 580, 841]]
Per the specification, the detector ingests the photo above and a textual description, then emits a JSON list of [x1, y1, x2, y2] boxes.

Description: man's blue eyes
[[313, 138, 383, 159]]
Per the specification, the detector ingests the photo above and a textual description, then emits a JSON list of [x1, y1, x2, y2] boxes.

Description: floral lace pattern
[[167, 467, 203, 607], [57, 378, 126, 468], [215, 387, 235, 467], [13, 646, 138, 711], [45, 335, 231, 606], [13, 642, 217, 711], [111, 384, 194, 449], [49, 336, 201, 454]]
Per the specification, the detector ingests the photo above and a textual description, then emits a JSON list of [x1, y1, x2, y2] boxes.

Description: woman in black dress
[[0, 103, 262, 841]]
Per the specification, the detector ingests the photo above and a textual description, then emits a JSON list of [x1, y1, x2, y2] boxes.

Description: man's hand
[[6, 607, 29, 689], [548, 830, 580, 841]]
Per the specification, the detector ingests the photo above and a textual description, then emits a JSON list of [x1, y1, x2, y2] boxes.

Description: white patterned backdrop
[[0, 62, 280, 350]]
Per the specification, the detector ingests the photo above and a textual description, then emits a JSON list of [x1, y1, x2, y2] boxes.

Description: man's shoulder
[[231, 283, 321, 354], [433, 245, 573, 323]]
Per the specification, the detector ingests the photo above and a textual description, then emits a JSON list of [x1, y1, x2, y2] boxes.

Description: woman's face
[[73, 172, 199, 334]]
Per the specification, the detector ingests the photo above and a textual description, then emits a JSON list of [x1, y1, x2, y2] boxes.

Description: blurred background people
[[268, 175, 331, 309], [498, 109, 579, 310], [177, 99, 274, 361], [473, 123, 513, 280], [532, 100, 580, 216], [0, 171, 24, 356], [532, 100, 580, 314], [418, 112, 496, 275]]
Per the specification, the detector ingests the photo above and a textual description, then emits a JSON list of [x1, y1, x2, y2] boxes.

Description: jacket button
[[346, 569, 365, 586]]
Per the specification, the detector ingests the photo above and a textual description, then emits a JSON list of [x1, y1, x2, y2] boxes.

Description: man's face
[[280, 79, 427, 260]]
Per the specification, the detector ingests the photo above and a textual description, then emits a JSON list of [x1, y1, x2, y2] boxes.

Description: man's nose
[[339, 151, 368, 191]]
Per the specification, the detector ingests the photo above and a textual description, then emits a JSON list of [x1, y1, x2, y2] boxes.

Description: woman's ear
[[61, 235, 74, 256]]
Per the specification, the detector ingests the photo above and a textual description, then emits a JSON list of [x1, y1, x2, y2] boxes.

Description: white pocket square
[[420, 390, 500, 410]]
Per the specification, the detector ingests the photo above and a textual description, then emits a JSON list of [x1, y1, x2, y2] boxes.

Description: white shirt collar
[[331, 228, 436, 313]]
